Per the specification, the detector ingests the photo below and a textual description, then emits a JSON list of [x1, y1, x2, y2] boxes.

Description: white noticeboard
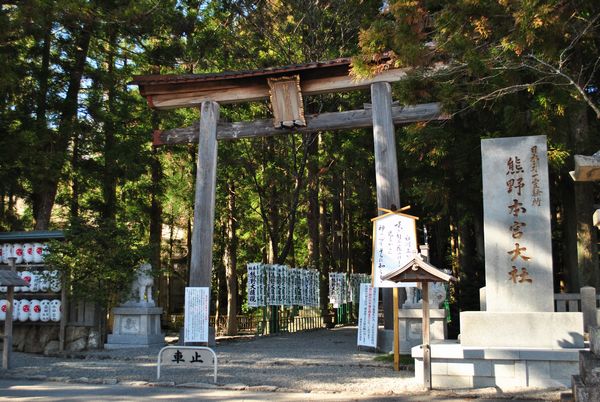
[[372, 212, 418, 287], [357, 283, 379, 348], [184, 287, 210, 343]]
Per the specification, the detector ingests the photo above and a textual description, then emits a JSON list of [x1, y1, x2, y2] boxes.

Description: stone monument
[[412, 136, 585, 388], [105, 263, 165, 349]]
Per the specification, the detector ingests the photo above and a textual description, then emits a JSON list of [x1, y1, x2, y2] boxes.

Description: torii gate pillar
[[371, 82, 403, 329], [190, 101, 220, 288]]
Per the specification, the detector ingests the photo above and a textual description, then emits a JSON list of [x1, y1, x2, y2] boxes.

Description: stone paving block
[[550, 361, 578, 381], [493, 361, 516, 378], [527, 360, 550, 380], [433, 374, 472, 389], [446, 360, 492, 377], [431, 361, 448, 375]]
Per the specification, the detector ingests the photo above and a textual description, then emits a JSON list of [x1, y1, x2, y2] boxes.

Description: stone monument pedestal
[[413, 340, 584, 389], [399, 309, 446, 354], [412, 311, 585, 389], [105, 306, 165, 349]]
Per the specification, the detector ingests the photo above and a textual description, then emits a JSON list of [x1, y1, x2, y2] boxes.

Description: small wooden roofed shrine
[[382, 255, 453, 390], [382, 255, 455, 283]]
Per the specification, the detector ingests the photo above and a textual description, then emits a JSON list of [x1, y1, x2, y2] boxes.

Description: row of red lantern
[[1, 242, 48, 264], [0, 270, 61, 293], [0, 299, 61, 322]]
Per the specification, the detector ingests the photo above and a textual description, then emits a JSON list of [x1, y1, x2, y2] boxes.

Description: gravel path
[[0, 326, 568, 400]]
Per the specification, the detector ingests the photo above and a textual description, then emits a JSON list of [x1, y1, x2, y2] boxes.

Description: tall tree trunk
[[332, 171, 342, 272], [32, 21, 93, 229], [319, 197, 329, 310], [265, 138, 279, 264], [150, 111, 164, 310], [566, 102, 599, 289], [224, 180, 238, 335], [102, 28, 117, 223], [36, 17, 51, 135], [70, 133, 80, 220], [306, 132, 320, 272]]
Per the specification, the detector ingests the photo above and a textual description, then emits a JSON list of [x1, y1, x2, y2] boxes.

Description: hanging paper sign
[[266, 265, 274, 305], [372, 212, 418, 288], [292, 269, 300, 305], [247, 264, 259, 307], [184, 287, 210, 343], [257, 264, 266, 306], [310, 269, 318, 307], [283, 265, 292, 306], [328, 272, 337, 306], [357, 283, 379, 348]]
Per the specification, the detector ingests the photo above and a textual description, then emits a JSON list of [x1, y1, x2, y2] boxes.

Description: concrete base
[[398, 309, 446, 354], [460, 311, 584, 348], [105, 306, 164, 349], [412, 341, 583, 389]]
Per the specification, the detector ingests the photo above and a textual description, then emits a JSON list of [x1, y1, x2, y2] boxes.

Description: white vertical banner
[[284, 266, 291, 306], [266, 265, 275, 305], [278, 265, 285, 305], [357, 283, 379, 348], [184, 287, 210, 343], [294, 269, 301, 306], [247, 264, 259, 307], [311, 269, 319, 307], [257, 264, 265, 306]]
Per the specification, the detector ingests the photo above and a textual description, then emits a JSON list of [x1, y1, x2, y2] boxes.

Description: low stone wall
[[412, 340, 582, 389], [9, 325, 101, 354]]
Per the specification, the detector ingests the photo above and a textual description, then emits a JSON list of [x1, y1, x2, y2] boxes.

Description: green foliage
[[44, 220, 149, 307]]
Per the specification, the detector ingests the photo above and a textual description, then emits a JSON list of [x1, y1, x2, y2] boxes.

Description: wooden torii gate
[[132, 58, 447, 329]]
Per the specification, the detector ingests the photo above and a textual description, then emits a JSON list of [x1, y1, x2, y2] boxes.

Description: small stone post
[[581, 287, 597, 333]]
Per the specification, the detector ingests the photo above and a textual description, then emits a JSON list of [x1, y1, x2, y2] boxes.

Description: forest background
[[1, 0, 599, 336]]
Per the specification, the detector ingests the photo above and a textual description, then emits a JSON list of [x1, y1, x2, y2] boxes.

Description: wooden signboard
[[371, 209, 418, 288]]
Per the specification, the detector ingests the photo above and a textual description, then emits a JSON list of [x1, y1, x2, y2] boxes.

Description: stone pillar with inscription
[[460, 136, 583, 348]]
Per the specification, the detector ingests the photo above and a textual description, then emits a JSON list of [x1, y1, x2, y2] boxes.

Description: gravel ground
[[0, 326, 568, 400]]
